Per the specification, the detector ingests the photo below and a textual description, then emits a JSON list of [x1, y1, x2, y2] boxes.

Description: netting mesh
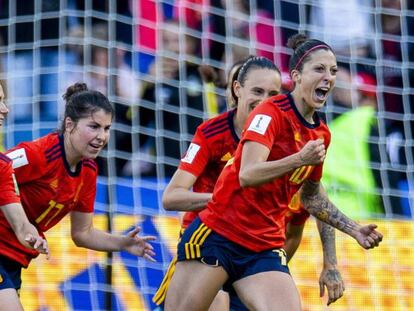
[[0, 0, 413, 310]]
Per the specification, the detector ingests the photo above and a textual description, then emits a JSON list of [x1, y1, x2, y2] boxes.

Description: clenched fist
[[298, 139, 326, 166]]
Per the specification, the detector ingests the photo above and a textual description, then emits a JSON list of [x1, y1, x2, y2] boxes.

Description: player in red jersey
[[154, 56, 281, 310], [1, 83, 156, 304], [164, 34, 383, 311], [0, 82, 48, 311]]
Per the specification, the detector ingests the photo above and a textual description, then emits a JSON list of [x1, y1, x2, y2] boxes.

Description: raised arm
[[300, 180, 383, 249], [162, 169, 212, 211], [239, 139, 326, 187]]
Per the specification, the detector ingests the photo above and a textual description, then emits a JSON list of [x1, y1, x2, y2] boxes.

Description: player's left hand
[[319, 266, 345, 305], [354, 224, 383, 249], [25, 234, 50, 259], [123, 227, 157, 262]]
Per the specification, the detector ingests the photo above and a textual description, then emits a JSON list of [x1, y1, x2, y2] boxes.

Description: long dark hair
[[288, 33, 334, 73]]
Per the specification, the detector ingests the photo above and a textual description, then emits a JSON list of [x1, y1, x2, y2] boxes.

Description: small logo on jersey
[[181, 143, 201, 164], [12, 173, 20, 196], [6, 148, 29, 169], [220, 152, 232, 162], [0, 274, 3, 283], [50, 179, 59, 190], [294, 131, 301, 142], [247, 114, 272, 135]]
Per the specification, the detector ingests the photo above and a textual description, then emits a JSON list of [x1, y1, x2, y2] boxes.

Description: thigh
[[208, 290, 229, 311], [233, 271, 301, 311], [0, 289, 23, 311], [165, 260, 229, 311]]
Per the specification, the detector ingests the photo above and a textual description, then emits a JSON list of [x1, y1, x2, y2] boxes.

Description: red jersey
[[0, 153, 20, 206], [200, 93, 331, 252], [0, 133, 98, 267], [179, 110, 239, 228]]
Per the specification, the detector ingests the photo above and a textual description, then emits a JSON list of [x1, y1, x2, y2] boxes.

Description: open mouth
[[314, 87, 329, 102], [89, 143, 103, 151]]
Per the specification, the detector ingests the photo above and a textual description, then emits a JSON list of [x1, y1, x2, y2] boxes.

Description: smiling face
[[64, 109, 112, 165], [0, 83, 8, 127], [234, 68, 282, 125], [292, 49, 337, 110]]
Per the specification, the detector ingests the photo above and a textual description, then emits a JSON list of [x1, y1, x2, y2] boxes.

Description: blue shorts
[[0, 255, 23, 291], [177, 217, 290, 290]]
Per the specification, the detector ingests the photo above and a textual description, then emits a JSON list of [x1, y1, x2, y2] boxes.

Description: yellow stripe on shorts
[[153, 256, 178, 305], [185, 223, 212, 259]]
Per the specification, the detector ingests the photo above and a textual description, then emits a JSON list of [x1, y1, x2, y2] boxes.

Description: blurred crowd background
[[0, 0, 413, 219], [0, 1, 414, 311]]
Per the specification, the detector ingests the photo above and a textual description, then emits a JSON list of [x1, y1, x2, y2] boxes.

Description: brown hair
[[60, 82, 114, 133], [287, 33, 333, 73]]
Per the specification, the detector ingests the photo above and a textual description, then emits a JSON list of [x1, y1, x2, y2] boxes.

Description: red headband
[[294, 44, 330, 71]]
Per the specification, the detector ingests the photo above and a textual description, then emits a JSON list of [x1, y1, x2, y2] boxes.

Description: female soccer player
[[1, 82, 156, 304], [164, 34, 383, 311], [0, 82, 48, 311], [154, 56, 281, 311]]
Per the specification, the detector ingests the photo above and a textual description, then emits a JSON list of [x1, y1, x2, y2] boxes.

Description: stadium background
[[0, 0, 413, 310]]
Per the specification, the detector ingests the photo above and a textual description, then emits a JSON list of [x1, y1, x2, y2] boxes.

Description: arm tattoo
[[318, 220, 337, 266], [189, 199, 210, 210], [301, 181, 360, 235]]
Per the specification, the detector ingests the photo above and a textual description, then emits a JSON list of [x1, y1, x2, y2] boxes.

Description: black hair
[[60, 82, 114, 133], [287, 33, 334, 73], [231, 56, 280, 107]]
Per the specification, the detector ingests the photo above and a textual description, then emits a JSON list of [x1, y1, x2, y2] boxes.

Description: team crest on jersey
[[50, 179, 59, 190], [247, 114, 272, 135], [181, 143, 201, 164], [294, 131, 301, 142], [0, 273, 3, 283], [6, 148, 29, 169], [220, 152, 232, 162]]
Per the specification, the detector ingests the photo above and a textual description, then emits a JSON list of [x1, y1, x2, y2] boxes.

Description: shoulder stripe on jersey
[[204, 125, 230, 139], [272, 95, 289, 103], [46, 151, 62, 163], [201, 118, 227, 135], [0, 153, 12, 164], [276, 99, 290, 106], [83, 160, 98, 172], [45, 143, 60, 157]]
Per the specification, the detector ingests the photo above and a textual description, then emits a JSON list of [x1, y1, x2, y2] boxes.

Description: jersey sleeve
[[240, 101, 280, 150], [178, 127, 211, 177], [74, 168, 97, 213], [6, 142, 45, 183], [0, 160, 20, 206]]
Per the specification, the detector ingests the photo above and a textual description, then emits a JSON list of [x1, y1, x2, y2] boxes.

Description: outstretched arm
[[70, 211, 156, 262], [316, 219, 345, 305], [162, 169, 212, 212], [301, 180, 383, 249]]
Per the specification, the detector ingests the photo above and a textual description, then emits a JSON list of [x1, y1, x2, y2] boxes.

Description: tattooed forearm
[[317, 220, 337, 266], [301, 181, 361, 236], [188, 199, 210, 210]]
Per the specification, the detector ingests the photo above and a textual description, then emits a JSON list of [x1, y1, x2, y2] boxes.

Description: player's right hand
[[298, 139, 326, 166]]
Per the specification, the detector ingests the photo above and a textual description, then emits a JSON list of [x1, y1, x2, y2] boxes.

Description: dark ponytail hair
[[231, 56, 280, 107], [288, 33, 334, 73], [60, 82, 114, 133]]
